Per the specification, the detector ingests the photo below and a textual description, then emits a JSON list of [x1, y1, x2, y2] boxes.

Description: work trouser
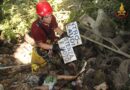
[[31, 47, 49, 72]]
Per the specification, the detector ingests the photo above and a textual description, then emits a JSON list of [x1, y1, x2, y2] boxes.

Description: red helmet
[[36, 2, 53, 17]]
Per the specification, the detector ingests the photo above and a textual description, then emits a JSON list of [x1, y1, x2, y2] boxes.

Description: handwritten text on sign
[[66, 21, 82, 47], [58, 37, 77, 64]]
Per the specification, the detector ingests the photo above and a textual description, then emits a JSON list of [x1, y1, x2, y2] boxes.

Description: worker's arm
[[37, 42, 60, 52], [33, 85, 49, 90], [37, 42, 52, 50], [24, 33, 53, 50], [57, 75, 77, 80]]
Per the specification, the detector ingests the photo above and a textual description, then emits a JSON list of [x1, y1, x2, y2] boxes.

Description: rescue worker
[[30, 1, 64, 72]]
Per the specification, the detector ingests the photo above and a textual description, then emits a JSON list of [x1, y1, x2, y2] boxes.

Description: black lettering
[[70, 38, 74, 43], [75, 35, 80, 40], [69, 54, 74, 59], [70, 38, 75, 46], [62, 50, 68, 56], [64, 56, 69, 62], [68, 29, 73, 35], [72, 23, 77, 28], [73, 30, 78, 35]]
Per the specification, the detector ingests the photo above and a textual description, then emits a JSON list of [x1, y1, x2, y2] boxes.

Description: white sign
[[58, 37, 77, 64], [66, 21, 82, 47]]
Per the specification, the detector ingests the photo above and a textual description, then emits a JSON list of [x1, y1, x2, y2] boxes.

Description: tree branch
[[81, 34, 130, 58]]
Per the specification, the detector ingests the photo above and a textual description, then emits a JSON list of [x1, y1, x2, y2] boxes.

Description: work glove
[[52, 43, 60, 52], [52, 43, 64, 53]]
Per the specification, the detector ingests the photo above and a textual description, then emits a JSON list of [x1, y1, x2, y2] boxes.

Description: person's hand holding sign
[[52, 43, 60, 51], [52, 43, 64, 53]]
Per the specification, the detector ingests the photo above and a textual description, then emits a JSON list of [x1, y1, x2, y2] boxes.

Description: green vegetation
[[0, 0, 129, 42], [0, 0, 36, 41]]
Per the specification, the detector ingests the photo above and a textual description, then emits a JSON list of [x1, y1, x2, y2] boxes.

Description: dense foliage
[[0, 0, 37, 41], [0, 0, 129, 41]]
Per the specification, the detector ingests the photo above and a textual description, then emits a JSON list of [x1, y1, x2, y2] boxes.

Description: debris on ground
[[0, 8, 130, 90]]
